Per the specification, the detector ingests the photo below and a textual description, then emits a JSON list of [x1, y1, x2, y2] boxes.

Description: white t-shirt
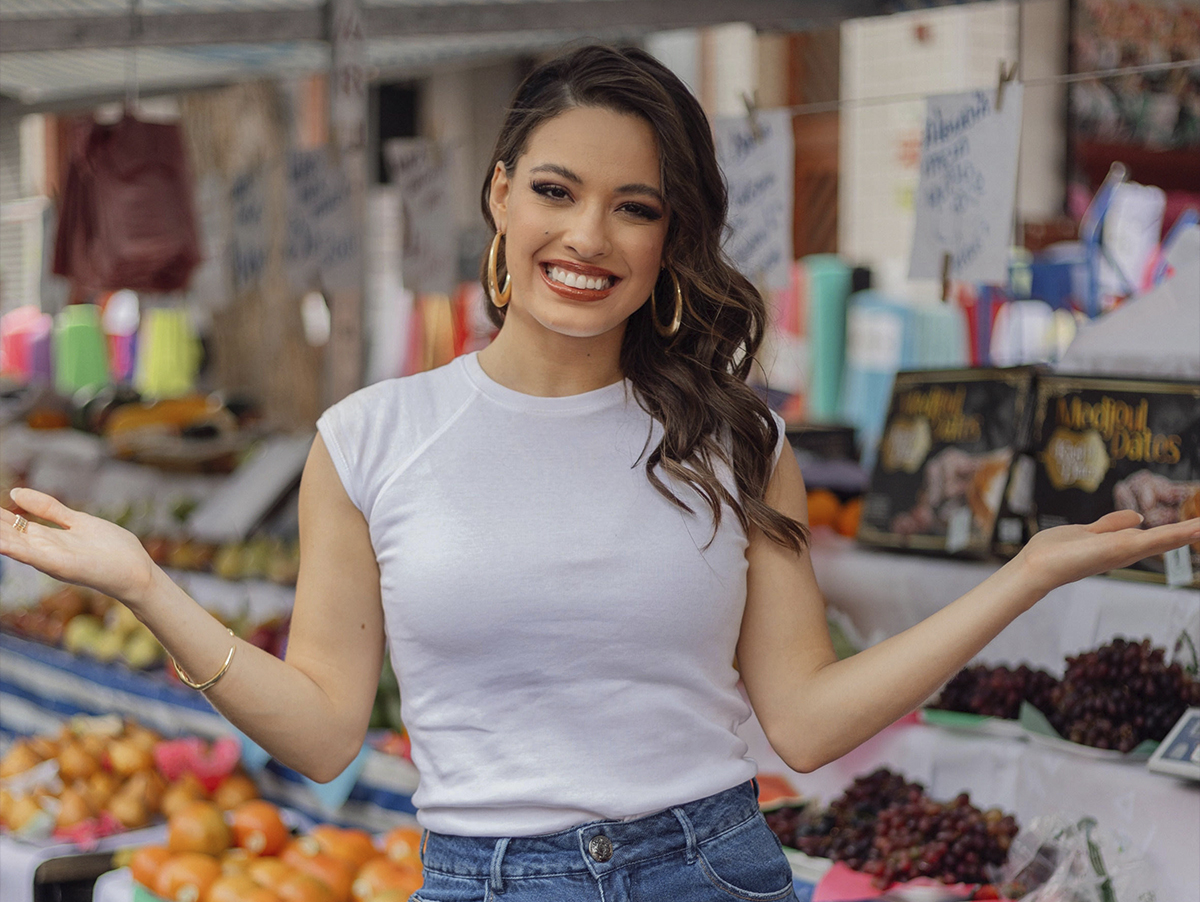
[[316, 352, 786, 835]]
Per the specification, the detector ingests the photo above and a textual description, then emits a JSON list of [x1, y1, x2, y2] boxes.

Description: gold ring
[[12, 515, 29, 533]]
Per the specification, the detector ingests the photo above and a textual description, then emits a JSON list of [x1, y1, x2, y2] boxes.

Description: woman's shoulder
[[323, 357, 473, 422]]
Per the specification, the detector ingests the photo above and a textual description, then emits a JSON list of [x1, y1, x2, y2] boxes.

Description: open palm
[[1018, 509, 1200, 597], [0, 487, 157, 605]]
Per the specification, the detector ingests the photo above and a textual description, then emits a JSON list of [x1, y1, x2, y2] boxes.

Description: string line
[[777, 57, 1200, 117]]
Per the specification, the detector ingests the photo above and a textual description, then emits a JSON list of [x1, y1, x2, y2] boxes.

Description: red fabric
[[53, 114, 201, 292]]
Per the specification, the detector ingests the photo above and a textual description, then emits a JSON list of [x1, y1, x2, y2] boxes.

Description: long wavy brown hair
[[479, 44, 808, 551]]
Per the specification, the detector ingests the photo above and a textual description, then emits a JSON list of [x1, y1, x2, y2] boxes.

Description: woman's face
[[488, 105, 669, 347]]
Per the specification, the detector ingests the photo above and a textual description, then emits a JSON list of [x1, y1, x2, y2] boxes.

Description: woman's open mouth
[[540, 262, 619, 300]]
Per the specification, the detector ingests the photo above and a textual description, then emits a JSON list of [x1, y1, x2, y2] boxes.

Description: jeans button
[[588, 834, 613, 862]]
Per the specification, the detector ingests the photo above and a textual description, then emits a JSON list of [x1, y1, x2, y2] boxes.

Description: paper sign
[[384, 139, 456, 296], [909, 86, 1024, 283], [285, 148, 360, 293], [714, 108, 795, 291], [229, 167, 268, 295], [1165, 545, 1195, 588]]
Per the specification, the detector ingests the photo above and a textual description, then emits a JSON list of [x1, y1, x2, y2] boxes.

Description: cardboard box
[[858, 367, 1037, 557], [1031, 375, 1200, 586]]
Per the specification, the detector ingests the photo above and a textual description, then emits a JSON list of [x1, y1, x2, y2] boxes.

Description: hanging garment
[[53, 114, 202, 293]]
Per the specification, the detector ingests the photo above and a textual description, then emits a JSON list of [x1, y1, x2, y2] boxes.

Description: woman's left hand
[[1016, 509, 1200, 600]]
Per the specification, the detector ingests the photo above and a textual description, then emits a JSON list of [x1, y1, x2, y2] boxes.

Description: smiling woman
[[2, 42, 1198, 902]]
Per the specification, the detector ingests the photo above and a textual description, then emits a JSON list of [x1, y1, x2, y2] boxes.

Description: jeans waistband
[[420, 779, 761, 885]]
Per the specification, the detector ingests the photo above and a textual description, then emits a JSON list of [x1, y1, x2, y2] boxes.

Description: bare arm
[[737, 447, 1200, 774], [0, 435, 384, 783]]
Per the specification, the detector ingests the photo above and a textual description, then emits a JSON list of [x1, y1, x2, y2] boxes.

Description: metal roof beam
[[1, 0, 882, 54], [0, 9, 327, 53]]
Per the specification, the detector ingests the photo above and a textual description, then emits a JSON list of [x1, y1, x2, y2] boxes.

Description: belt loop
[[419, 828, 429, 861], [751, 776, 761, 800], [670, 807, 698, 864], [489, 837, 511, 894]]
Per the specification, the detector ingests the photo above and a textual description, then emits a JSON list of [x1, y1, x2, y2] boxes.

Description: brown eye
[[531, 181, 570, 201]]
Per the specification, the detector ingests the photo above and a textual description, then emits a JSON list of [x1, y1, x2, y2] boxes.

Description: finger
[[1085, 509, 1144, 533], [9, 487, 77, 529], [1133, 517, 1200, 557]]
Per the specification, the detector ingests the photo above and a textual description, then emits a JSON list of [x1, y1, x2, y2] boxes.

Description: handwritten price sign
[[908, 86, 1024, 284], [714, 108, 795, 292]]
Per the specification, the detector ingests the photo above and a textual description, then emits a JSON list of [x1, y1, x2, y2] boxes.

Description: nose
[[562, 203, 611, 259]]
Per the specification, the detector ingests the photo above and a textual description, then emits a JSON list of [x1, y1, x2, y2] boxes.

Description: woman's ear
[[488, 161, 510, 233]]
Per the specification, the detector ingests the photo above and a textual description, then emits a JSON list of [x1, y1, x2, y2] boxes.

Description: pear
[[0, 740, 43, 779], [106, 786, 151, 829], [57, 740, 99, 782], [122, 627, 165, 670], [89, 628, 126, 663], [63, 615, 104, 655], [55, 786, 95, 830], [8, 794, 50, 834]]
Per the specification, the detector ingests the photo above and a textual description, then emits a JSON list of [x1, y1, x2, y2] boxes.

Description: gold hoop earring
[[487, 232, 512, 308], [650, 269, 683, 338]]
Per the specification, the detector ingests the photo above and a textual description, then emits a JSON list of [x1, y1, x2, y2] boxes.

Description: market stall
[[3, 1, 1199, 901]]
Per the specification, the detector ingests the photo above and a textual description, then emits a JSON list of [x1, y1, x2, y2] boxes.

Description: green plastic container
[[54, 304, 109, 395], [803, 254, 851, 422]]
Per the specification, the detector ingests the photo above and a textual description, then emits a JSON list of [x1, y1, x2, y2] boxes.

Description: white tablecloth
[[808, 533, 1200, 674]]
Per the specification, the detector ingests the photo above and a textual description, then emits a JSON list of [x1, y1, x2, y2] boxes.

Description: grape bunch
[[932, 663, 1058, 719], [1045, 637, 1200, 753], [771, 769, 1019, 887], [788, 768, 926, 868]]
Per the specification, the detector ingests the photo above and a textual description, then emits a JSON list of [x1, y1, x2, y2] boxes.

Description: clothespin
[[742, 91, 764, 142], [995, 59, 1018, 112], [941, 252, 953, 303]]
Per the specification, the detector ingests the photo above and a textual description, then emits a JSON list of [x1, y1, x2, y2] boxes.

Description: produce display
[[128, 798, 424, 902], [929, 637, 1200, 753], [930, 663, 1058, 721], [765, 768, 1018, 889], [142, 535, 301, 587], [0, 582, 289, 670], [1045, 637, 1200, 752], [0, 716, 255, 843]]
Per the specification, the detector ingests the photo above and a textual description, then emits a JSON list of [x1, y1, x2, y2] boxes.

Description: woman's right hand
[[0, 487, 158, 607]]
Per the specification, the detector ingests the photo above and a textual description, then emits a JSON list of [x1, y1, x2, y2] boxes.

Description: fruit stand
[[733, 535, 1200, 900]]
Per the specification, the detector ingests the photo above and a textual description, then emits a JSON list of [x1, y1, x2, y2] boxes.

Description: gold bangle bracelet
[[170, 628, 237, 692]]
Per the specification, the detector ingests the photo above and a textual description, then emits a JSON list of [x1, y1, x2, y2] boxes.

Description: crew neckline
[[460, 351, 629, 413]]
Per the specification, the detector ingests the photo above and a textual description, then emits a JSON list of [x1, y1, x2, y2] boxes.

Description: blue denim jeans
[[411, 780, 799, 902]]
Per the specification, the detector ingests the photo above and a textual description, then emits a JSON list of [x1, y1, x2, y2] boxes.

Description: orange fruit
[[380, 826, 422, 868], [169, 800, 232, 856], [246, 856, 294, 892], [805, 489, 841, 528], [129, 845, 173, 891], [309, 825, 378, 870], [231, 800, 289, 857], [156, 852, 223, 902], [275, 871, 336, 902], [351, 858, 419, 902], [209, 873, 268, 902], [213, 772, 260, 810], [280, 839, 354, 902], [834, 496, 863, 538]]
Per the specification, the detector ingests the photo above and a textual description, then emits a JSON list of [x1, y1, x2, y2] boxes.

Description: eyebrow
[[528, 163, 664, 206]]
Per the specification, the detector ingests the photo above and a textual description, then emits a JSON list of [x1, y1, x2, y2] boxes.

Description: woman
[[2, 45, 1196, 902]]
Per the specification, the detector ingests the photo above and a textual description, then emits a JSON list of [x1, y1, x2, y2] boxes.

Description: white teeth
[[548, 266, 611, 290]]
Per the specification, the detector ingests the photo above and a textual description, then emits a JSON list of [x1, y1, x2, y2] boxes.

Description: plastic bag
[[998, 816, 1157, 902], [53, 114, 201, 292]]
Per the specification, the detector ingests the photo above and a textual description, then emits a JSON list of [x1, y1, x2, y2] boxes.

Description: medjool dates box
[[858, 367, 1037, 557], [1031, 375, 1200, 586]]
